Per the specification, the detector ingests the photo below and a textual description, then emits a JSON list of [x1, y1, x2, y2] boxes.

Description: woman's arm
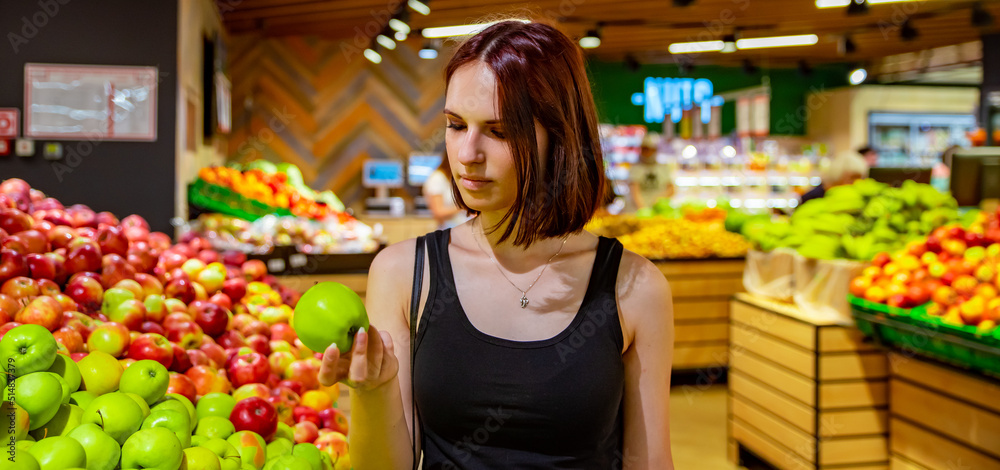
[[617, 251, 675, 469], [426, 194, 461, 226], [318, 240, 421, 469]]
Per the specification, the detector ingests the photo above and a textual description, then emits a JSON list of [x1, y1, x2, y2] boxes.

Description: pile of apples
[[850, 209, 1000, 335], [0, 178, 352, 470]]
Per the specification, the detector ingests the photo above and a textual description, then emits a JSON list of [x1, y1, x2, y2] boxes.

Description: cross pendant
[[519, 293, 529, 308]]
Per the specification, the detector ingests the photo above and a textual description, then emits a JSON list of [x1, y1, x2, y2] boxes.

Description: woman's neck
[[474, 211, 566, 265]]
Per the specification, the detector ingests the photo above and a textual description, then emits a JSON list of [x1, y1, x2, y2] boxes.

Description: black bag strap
[[409, 235, 426, 470]]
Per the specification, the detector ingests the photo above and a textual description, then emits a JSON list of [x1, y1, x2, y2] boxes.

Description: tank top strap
[[590, 236, 624, 295]]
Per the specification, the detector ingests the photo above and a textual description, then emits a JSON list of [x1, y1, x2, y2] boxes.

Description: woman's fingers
[[367, 325, 384, 375], [317, 343, 341, 386], [347, 328, 369, 384]]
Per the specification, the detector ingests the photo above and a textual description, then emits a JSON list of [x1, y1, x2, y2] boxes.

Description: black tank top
[[413, 229, 626, 469]]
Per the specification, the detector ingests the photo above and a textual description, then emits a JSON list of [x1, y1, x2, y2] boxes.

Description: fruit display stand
[[727, 293, 890, 470], [886, 352, 1000, 470], [657, 258, 745, 371]]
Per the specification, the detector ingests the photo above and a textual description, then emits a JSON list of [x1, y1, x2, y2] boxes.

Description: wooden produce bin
[[728, 293, 890, 470], [888, 353, 1000, 470], [656, 258, 745, 371]]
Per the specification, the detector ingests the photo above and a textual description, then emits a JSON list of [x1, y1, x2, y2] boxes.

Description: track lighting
[[973, 3, 994, 28], [900, 19, 919, 41], [846, 0, 869, 16], [838, 35, 857, 55]]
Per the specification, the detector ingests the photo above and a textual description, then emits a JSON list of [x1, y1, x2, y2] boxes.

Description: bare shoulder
[[615, 248, 674, 346], [366, 238, 422, 325], [368, 238, 418, 278]]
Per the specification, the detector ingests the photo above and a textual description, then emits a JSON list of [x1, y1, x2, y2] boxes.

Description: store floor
[[670, 385, 737, 470]]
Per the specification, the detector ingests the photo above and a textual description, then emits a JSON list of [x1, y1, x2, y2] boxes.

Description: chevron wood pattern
[[227, 34, 450, 209]]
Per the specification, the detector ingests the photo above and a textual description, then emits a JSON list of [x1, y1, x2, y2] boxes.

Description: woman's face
[[444, 62, 548, 215]]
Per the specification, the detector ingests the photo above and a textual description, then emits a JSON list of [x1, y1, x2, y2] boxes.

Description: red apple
[[122, 214, 150, 231], [241, 260, 267, 281], [123, 225, 149, 243], [66, 204, 97, 228], [268, 392, 297, 426], [216, 330, 247, 350], [208, 292, 232, 311], [166, 320, 204, 350], [230, 397, 278, 441], [75, 227, 97, 240], [0, 293, 17, 323], [0, 178, 30, 198], [148, 232, 172, 252], [133, 273, 162, 298], [53, 326, 84, 354], [198, 250, 220, 265], [64, 275, 104, 313], [0, 322, 22, 340], [293, 421, 319, 444], [186, 364, 232, 397], [61, 311, 98, 339], [163, 312, 193, 329], [167, 372, 198, 403], [1, 276, 38, 299], [228, 352, 270, 388], [0, 208, 33, 234], [189, 300, 230, 338], [65, 238, 102, 274], [139, 321, 166, 336], [240, 320, 270, 338], [293, 406, 321, 426], [107, 298, 145, 331], [222, 251, 247, 267], [246, 334, 271, 356], [164, 277, 195, 304], [284, 360, 320, 391], [95, 211, 119, 227], [101, 253, 137, 289], [51, 293, 77, 313], [277, 380, 304, 397], [169, 344, 193, 373], [32, 197, 63, 211], [221, 278, 247, 303], [0, 249, 29, 284], [199, 341, 228, 369], [15, 230, 47, 253], [318, 407, 349, 435], [47, 226, 76, 250], [159, 251, 187, 273], [25, 253, 54, 281], [95, 225, 128, 256]]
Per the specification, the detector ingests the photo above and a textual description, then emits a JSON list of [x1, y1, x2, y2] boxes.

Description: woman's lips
[[459, 176, 492, 191]]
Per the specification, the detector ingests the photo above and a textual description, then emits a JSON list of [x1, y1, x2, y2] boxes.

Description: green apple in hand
[[292, 443, 324, 470], [266, 437, 294, 461], [293, 282, 369, 354], [121, 427, 184, 470], [45, 352, 82, 391], [154, 393, 197, 433], [196, 392, 237, 420], [30, 403, 83, 439], [9, 372, 63, 430], [142, 408, 192, 449], [77, 351, 124, 395], [184, 446, 223, 470], [120, 359, 169, 406], [202, 438, 243, 470], [27, 436, 87, 469], [83, 391, 144, 445], [125, 392, 151, 419], [0, 324, 58, 375], [195, 416, 236, 440], [68, 423, 122, 470]]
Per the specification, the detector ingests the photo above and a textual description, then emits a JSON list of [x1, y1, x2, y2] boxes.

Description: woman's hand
[[317, 324, 399, 391]]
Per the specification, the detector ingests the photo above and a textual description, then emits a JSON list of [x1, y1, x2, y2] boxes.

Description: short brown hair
[[445, 20, 605, 247]]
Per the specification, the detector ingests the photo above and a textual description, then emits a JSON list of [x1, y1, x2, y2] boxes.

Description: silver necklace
[[472, 224, 569, 308]]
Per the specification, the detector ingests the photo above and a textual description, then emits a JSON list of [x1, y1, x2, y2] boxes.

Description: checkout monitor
[[407, 154, 443, 186], [950, 147, 1000, 206], [362, 160, 404, 188]]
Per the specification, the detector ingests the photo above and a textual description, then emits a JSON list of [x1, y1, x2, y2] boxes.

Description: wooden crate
[[656, 258, 745, 371], [728, 294, 889, 470], [888, 353, 1000, 470]]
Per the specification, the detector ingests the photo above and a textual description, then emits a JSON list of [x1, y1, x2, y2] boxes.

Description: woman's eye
[[446, 122, 466, 131], [491, 129, 505, 139]]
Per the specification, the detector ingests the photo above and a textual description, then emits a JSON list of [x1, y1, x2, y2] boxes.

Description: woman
[[319, 20, 675, 469], [422, 153, 471, 229], [801, 152, 869, 205]]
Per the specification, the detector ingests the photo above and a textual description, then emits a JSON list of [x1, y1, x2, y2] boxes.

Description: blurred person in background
[[628, 132, 674, 211], [422, 152, 471, 229], [801, 152, 870, 205], [858, 145, 879, 167]]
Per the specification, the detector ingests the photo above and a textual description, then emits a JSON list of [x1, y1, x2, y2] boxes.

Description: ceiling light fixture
[[421, 19, 530, 38], [579, 25, 602, 49], [668, 40, 725, 54], [364, 46, 383, 64], [389, 18, 411, 35], [408, 0, 431, 15], [736, 34, 819, 49], [419, 42, 439, 59], [721, 34, 737, 53], [846, 0, 869, 15], [376, 34, 397, 50], [849, 67, 868, 85], [816, 0, 918, 8]]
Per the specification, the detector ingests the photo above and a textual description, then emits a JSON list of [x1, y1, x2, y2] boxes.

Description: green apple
[[9, 372, 62, 430], [191, 434, 209, 447], [30, 403, 83, 438], [184, 446, 223, 470], [273, 422, 294, 442], [68, 390, 97, 410], [0, 401, 29, 442], [319, 451, 334, 470], [154, 393, 197, 432], [266, 437, 294, 461], [121, 427, 184, 470], [196, 392, 237, 420], [202, 438, 242, 470], [120, 359, 169, 405], [195, 416, 236, 440], [125, 392, 151, 418], [28, 436, 87, 468], [292, 443, 324, 470], [101, 287, 135, 313], [77, 351, 123, 395], [0, 324, 58, 375], [142, 408, 192, 449], [68, 423, 121, 470], [227, 430, 267, 470], [293, 282, 369, 354], [45, 353, 82, 392], [83, 391, 144, 445], [52, 372, 72, 404], [264, 455, 311, 470], [0, 449, 40, 470]]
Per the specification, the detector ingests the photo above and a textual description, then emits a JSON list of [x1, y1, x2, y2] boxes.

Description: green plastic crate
[[850, 307, 1000, 378], [188, 179, 293, 221]]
